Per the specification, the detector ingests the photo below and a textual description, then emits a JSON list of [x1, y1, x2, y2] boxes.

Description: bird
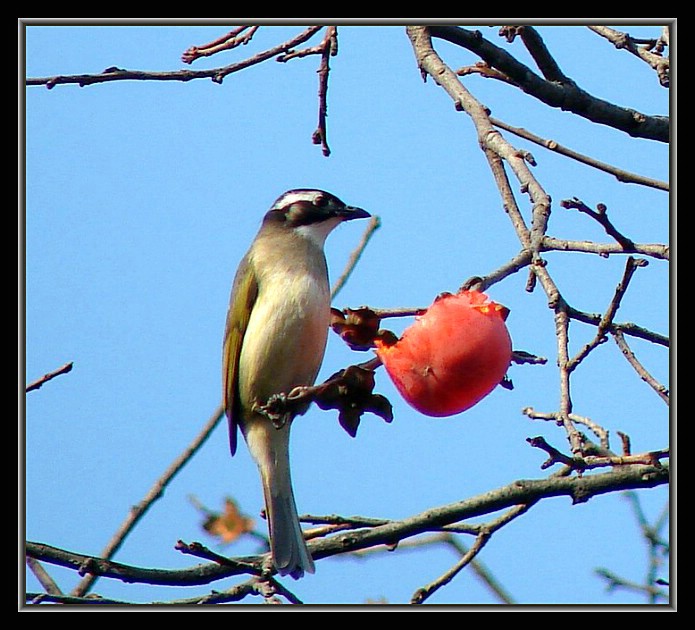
[[222, 189, 371, 579]]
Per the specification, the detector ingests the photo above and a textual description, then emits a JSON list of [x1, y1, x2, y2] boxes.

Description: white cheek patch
[[295, 217, 342, 247]]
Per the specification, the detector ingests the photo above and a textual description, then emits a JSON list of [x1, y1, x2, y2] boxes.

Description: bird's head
[[262, 189, 370, 246]]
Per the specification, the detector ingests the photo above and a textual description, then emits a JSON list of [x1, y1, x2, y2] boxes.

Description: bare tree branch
[[428, 25, 669, 142], [181, 26, 260, 64], [561, 198, 637, 250], [411, 503, 532, 604], [405, 25, 668, 463], [24, 24, 669, 605], [26, 27, 324, 88], [71, 405, 225, 597], [588, 25, 670, 87], [26, 361, 73, 392], [331, 215, 381, 298], [567, 256, 648, 371], [277, 25, 338, 156], [489, 116, 669, 191], [499, 25, 572, 83], [567, 306, 668, 347], [612, 330, 670, 404], [541, 236, 668, 260], [26, 557, 62, 596], [595, 493, 669, 604], [25, 462, 668, 592]]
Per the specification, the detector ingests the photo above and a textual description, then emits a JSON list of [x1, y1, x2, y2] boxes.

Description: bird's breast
[[238, 263, 331, 410]]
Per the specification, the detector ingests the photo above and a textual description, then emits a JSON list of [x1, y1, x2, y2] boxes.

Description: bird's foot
[[254, 394, 290, 429]]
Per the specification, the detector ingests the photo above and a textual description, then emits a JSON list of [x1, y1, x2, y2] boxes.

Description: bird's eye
[[313, 193, 328, 207]]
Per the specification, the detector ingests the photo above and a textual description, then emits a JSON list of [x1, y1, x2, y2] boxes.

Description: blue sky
[[22, 23, 671, 607]]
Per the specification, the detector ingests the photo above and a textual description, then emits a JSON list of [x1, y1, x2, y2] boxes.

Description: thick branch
[[509, 25, 571, 83], [428, 26, 668, 142], [406, 27, 552, 253], [26, 463, 668, 589]]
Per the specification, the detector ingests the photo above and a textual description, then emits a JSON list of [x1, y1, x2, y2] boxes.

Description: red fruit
[[374, 290, 512, 417]]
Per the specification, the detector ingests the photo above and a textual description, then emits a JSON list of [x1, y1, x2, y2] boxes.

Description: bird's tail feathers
[[261, 461, 315, 579]]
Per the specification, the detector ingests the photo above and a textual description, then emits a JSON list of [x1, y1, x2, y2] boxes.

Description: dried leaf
[[201, 498, 255, 544], [330, 307, 382, 351], [315, 365, 393, 437]]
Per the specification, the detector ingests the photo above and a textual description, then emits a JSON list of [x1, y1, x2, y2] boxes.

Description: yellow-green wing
[[223, 253, 259, 455]]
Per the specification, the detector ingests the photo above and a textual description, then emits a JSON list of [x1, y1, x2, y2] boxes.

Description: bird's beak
[[339, 205, 371, 221]]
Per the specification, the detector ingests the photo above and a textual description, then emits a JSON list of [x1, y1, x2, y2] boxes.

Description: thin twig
[[71, 405, 225, 597], [181, 26, 260, 64], [624, 491, 669, 551], [567, 257, 648, 371], [553, 299, 583, 452], [594, 568, 668, 601], [475, 249, 534, 291], [313, 26, 337, 156], [490, 117, 669, 191], [541, 236, 668, 260], [277, 26, 337, 156], [27, 27, 324, 88], [411, 531, 492, 604], [26, 362, 73, 392], [612, 330, 670, 404], [350, 530, 516, 603], [567, 305, 668, 347], [331, 215, 381, 298], [456, 62, 519, 85], [524, 407, 610, 450], [369, 306, 426, 319], [437, 534, 516, 604], [171, 579, 257, 605], [161, 578, 258, 605], [526, 434, 668, 472], [174, 540, 261, 573], [26, 557, 63, 596], [301, 513, 390, 528], [561, 198, 636, 250], [26, 591, 132, 605], [588, 25, 670, 87], [411, 503, 532, 604]]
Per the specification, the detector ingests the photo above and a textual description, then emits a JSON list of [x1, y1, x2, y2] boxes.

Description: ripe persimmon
[[375, 290, 512, 417]]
